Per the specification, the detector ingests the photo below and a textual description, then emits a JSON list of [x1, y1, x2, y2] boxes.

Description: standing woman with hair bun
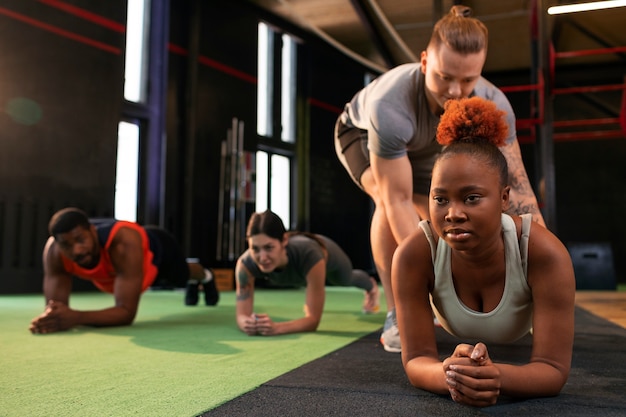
[[335, 5, 545, 353], [393, 97, 575, 406]]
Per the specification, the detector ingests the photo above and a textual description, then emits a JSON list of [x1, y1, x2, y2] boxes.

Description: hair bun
[[450, 5, 472, 17], [436, 97, 508, 147]]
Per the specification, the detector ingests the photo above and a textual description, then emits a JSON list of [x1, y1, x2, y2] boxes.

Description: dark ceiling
[[248, 0, 626, 74]]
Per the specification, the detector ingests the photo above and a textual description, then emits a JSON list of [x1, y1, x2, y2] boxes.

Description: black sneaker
[[185, 282, 199, 306], [203, 269, 220, 306]]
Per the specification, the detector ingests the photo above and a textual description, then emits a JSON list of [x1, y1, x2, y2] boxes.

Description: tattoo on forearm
[[502, 143, 534, 197], [509, 171, 535, 198], [236, 268, 253, 301], [501, 141, 544, 224], [505, 201, 541, 219], [236, 286, 251, 301], [236, 268, 249, 286]]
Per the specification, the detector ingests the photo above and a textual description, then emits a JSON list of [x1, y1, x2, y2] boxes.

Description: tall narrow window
[[257, 22, 273, 137], [255, 151, 269, 212], [270, 154, 291, 227], [115, 122, 140, 221], [124, 0, 150, 103], [256, 22, 298, 228], [281, 33, 297, 143], [117, 0, 150, 221]]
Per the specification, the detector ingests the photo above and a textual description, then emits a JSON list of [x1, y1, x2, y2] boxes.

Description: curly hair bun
[[450, 5, 472, 18], [436, 97, 508, 147]]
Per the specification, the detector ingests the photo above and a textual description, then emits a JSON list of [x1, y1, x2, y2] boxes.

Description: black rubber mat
[[202, 307, 626, 416]]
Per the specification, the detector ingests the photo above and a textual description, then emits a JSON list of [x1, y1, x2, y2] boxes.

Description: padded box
[[213, 268, 235, 291], [567, 242, 617, 290]]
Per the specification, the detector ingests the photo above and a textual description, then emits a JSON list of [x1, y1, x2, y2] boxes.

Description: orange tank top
[[61, 221, 158, 293]]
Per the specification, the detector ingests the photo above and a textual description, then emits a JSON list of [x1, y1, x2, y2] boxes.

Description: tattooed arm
[[500, 139, 546, 227], [235, 258, 258, 335]]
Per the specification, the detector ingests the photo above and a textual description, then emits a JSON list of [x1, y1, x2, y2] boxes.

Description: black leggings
[[144, 226, 190, 288]]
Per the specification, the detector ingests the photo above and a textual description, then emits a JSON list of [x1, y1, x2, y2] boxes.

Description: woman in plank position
[[393, 96, 575, 406], [235, 210, 380, 336]]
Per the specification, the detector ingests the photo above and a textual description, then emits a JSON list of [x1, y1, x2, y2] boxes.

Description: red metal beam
[[554, 46, 626, 59], [0, 6, 121, 54], [553, 84, 626, 95], [518, 130, 623, 144], [553, 118, 620, 128], [554, 130, 624, 141]]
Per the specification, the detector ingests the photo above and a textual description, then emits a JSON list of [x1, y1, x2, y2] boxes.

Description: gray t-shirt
[[241, 234, 338, 287], [240, 234, 373, 291], [340, 63, 516, 193]]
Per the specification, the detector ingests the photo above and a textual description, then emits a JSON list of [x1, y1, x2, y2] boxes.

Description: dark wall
[[488, 63, 626, 282], [2, 0, 623, 294], [166, 1, 376, 272], [166, 1, 258, 266], [0, 0, 125, 292], [167, 5, 626, 284], [551, 63, 626, 281], [306, 49, 374, 272], [0, 0, 375, 293]]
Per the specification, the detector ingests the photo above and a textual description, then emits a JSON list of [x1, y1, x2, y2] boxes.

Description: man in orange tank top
[[29, 207, 219, 334]]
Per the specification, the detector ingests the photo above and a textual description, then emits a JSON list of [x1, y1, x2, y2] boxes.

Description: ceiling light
[[548, 0, 626, 15]]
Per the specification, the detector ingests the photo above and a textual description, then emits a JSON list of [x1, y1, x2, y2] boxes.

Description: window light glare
[[548, 0, 626, 15], [115, 122, 140, 222], [281, 33, 296, 143], [257, 22, 272, 137], [255, 151, 269, 213], [124, 0, 149, 102], [270, 154, 290, 228]]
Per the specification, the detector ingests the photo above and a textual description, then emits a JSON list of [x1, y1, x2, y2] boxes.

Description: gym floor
[[575, 290, 626, 328]]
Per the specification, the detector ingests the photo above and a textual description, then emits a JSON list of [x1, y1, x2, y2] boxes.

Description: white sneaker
[[380, 312, 401, 353]]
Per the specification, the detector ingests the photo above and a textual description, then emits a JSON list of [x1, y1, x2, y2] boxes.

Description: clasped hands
[[29, 300, 74, 334], [443, 342, 501, 407], [241, 313, 275, 336]]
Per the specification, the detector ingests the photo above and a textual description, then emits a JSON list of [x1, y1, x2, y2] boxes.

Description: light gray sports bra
[[419, 213, 533, 343]]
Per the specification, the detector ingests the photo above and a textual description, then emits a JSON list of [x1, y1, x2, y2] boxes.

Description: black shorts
[[334, 116, 435, 195], [144, 226, 190, 288], [334, 117, 370, 190]]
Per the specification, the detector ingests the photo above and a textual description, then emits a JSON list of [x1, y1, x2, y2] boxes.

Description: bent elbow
[[121, 317, 135, 326], [305, 319, 321, 333], [549, 363, 572, 396], [117, 310, 137, 327], [549, 372, 570, 397]]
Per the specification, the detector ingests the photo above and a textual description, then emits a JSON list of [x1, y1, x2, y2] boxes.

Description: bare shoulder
[[523, 219, 574, 288], [43, 235, 57, 255], [107, 225, 145, 264], [397, 223, 432, 258], [394, 224, 435, 288], [109, 224, 143, 247], [510, 214, 569, 265], [235, 256, 255, 280], [43, 236, 63, 266], [235, 253, 252, 274], [527, 220, 568, 257]]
